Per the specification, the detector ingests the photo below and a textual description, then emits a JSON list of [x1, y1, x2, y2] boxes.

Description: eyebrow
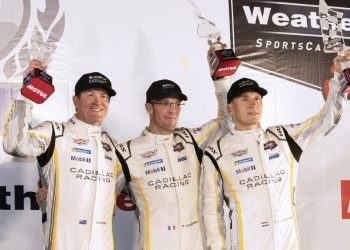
[[239, 93, 261, 98], [86, 89, 109, 94]]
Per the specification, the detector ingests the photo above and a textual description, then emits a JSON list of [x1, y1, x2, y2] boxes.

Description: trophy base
[[338, 68, 350, 90], [210, 49, 241, 78], [21, 68, 54, 104], [322, 69, 350, 101]]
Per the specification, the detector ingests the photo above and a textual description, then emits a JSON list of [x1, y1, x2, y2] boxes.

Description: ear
[[227, 102, 234, 115], [73, 95, 78, 107], [227, 102, 235, 121], [145, 103, 153, 115]]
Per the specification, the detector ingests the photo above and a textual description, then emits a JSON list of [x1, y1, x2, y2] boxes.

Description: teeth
[[91, 108, 102, 112]]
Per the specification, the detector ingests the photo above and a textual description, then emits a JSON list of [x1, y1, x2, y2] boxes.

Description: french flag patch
[[168, 225, 176, 230], [261, 221, 269, 227]]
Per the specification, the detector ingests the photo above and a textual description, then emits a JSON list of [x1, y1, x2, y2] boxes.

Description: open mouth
[[90, 107, 103, 112]]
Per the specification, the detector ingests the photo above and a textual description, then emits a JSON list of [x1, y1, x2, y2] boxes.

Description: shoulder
[[174, 127, 196, 144], [204, 139, 222, 160], [265, 125, 287, 140], [101, 131, 118, 145], [31, 120, 64, 137], [204, 131, 236, 159], [116, 140, 132, 160]]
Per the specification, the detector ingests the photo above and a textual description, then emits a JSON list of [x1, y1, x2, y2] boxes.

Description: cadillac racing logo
[[0, 0, 65, 84], [229, 0, 349, 90]]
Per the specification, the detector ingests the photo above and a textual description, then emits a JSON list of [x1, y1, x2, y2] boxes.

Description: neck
[[75, 114, 101, 127], [234, 123, 260, 131], [147, 124, 173, 135]]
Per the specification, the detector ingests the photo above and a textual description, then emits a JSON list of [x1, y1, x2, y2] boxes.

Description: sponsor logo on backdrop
[[229, 0, 349, 90], [341, 180, 350, 219], [0, 185, 136, 211], [0, 0, 65, 81], [116, 194, 136, 211], [0, 185, 39, 210]]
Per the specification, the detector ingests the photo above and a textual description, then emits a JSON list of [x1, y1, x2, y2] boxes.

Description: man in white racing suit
[[3, 62, 125, 250], [115, 74, 232, 250], [201, 53, 350, 250]]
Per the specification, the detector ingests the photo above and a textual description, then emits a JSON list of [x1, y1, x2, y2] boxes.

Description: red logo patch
[[341, 180, 350, 219]]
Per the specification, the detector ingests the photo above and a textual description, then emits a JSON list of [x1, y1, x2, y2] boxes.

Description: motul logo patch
[[25, 84, 48, 98], [341, 180, 350, 219]]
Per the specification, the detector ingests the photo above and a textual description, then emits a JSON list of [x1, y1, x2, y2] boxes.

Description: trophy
[[189, 0, 240, 78], [319, 0, 350, 89], [21, 30, 55, 104]]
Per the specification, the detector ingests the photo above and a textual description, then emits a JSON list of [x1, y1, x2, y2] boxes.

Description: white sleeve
[[191, 77, 233, 150], [3, 99, 52, 157]]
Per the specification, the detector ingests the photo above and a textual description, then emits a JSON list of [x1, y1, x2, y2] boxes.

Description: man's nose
[[249, 99, 258, 106], [94, 95, 104, 104]]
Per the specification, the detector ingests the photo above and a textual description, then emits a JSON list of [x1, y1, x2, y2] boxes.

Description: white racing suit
[[3, 100, 125, 250], [202, 77, 347, 250], [115, 78, 232, 250]]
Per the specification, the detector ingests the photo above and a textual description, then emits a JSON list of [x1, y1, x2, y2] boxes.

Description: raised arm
[[282, 52, 350, 151], [2, 60, 53, 157], [189, 40, 235, 149]]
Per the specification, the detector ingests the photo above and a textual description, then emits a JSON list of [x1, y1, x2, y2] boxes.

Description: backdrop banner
[[0, 1, 349, 249]]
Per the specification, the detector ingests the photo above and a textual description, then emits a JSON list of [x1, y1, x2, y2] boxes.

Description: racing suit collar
[[143, 127, 174, 145], [232, 127, 263, 142], [70, 115, 102, 137]]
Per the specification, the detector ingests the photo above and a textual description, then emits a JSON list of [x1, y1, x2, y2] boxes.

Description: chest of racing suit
[[201, 77, 347, 250], [204, 128, 301, 250], [3, 100, 125, 250], [118, 129, 204, 250]]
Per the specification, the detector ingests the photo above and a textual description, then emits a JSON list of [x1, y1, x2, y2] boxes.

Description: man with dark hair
[[3, 60, 125, 250], [115, 74, 232, 249], [201, 53, 350, 249]]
